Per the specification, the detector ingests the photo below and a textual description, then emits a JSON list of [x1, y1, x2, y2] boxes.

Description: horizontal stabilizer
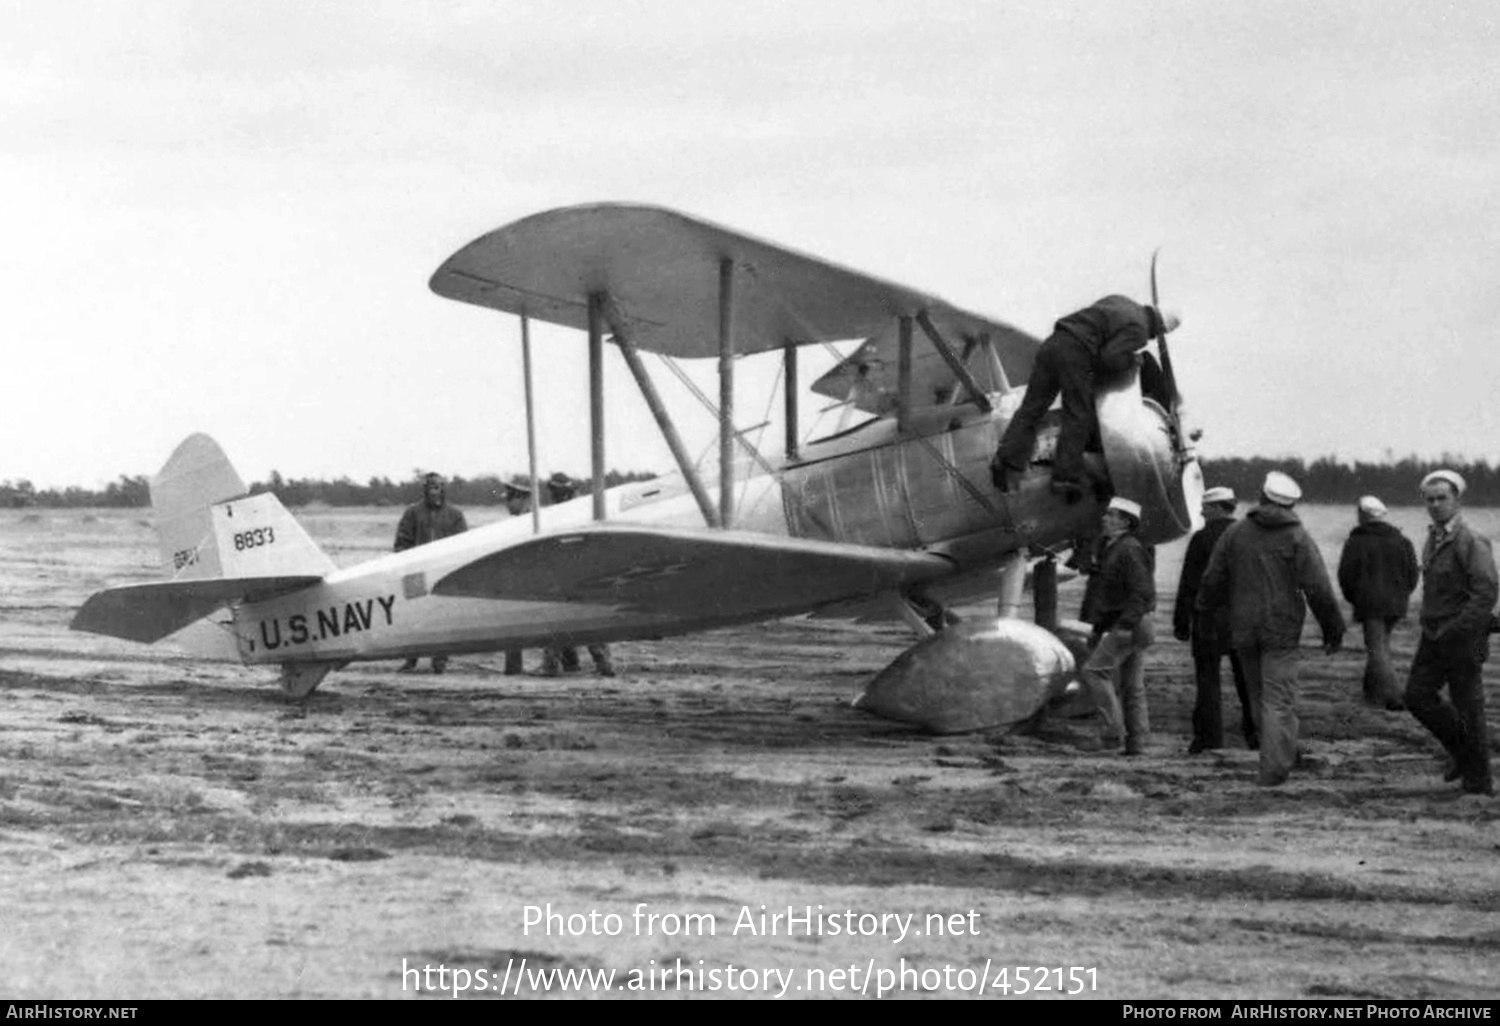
[[433, 526, 954, 620], [71, 576, 324, 643]]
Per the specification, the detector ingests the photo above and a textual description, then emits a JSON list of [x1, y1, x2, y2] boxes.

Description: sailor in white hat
[[1336, 493, 1418, 709], [1077, 494, 1156, 755], [1406, 468, 1497, 795], [1175, 485, 1255, 753], [1201, 486, 1236, 509], [1260, 471, 1302, 507], [1194, 469, 1345, 786]]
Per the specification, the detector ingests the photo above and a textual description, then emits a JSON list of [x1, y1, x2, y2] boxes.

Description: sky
[[5, 0, 1499, 490]]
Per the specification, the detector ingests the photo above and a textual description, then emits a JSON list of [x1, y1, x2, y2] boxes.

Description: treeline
[[5, 455, 1499, 509], [1199, 456, 1500, 507], [0, 475, 152, 509], [0, 469, 657, 509]]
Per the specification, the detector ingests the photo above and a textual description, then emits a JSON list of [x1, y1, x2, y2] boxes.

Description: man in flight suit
[[394, 472, 468, 674]]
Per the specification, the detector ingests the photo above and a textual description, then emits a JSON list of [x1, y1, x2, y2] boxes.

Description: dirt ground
[[1, 507, 1497, 1000]]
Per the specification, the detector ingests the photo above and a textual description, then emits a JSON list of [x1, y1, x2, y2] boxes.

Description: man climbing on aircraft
[[991, 296, 1181, 501], [394, 472, 468, 673]]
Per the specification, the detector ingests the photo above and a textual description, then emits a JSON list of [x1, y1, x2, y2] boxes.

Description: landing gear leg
[[996, 552, 1027, 619], [1033, 556, 1059, 632], [891, 591, 942, 637]]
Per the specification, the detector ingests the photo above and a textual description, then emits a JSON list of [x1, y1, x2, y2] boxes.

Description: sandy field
[[1, 504, 1497, 1000]]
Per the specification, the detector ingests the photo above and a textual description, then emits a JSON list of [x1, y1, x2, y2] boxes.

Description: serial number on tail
[[233, 526, 276, 551]]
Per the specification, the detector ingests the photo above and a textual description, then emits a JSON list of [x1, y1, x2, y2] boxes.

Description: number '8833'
[[233, 527, 276, 551]]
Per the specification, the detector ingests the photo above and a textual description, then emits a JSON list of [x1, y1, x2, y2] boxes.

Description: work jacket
[[1173, 515, 1235, 648], [394, 501, 468, 552], [1336, 520, 1418, 622], [1196, 503, 1344, 651], [1419, 515, 1498, 643], [1080, 532, 1156, 634], [1053, 295, 1160, 376]]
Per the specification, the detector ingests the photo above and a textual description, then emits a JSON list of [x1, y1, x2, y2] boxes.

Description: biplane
[[72, 204, 1202, 722]]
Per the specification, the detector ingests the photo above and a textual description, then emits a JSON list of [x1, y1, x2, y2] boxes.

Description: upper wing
[[811, 307, 1040, 413], [71, 576, 323, 643], [432, 525, 955, 619], [429, 203, 1037, 362]]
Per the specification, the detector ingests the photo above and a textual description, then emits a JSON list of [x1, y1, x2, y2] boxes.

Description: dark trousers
[[1359, 617, 1401, 705], [994, 334, 1096, 484], [1405, 632, 1492, 790], [1191, 637, 1255, 749], [1236, 645, 1301, 786]]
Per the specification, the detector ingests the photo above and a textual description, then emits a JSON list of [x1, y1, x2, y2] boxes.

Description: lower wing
[[432, 526, 955, 621]]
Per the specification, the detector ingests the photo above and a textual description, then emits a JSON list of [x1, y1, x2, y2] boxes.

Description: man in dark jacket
[[1197, 471, 1345, 786], [394, 472, 468, 673], [1174, 486, 1255, 753], [1078, 496, 1157, 755], [1336, 494, 1418, 708], [992, 296, 1181, 501], [1404, 470, 1497, 796]]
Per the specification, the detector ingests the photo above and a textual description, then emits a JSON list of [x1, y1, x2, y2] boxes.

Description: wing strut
[[519, 313, 542, 534], [981, 333, 1010, 394], [915, 311, 993, 413], [897, 315, 913, 434], [588, 294, 607, 522], [718, 258, 736, 528], [601, 295, 721, 528], [783, 339, 798, 462]]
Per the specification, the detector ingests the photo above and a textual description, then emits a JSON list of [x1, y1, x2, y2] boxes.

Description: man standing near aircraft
[[394, 472, 468, 673], [1078, 496, 1156, 755], [1405, 470, 1497, 796], [1174, 486, 1256, 753], [539, 473, 616, 678], [992, 296, 1181, 501], [1336, 494, 1418, 709], [1196, 471, 1344, 786]]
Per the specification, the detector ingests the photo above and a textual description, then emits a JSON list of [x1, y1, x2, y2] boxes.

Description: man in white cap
[[1174, 486, 1256, 753], [1336, 494, 1418, 708], [991, 296, 1181, 502], [1196, 471, 1345, 786], [1078, 495, 1157, 755], [1405, 470, 1496, 796]]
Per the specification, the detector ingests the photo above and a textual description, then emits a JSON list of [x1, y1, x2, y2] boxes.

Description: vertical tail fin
[[152, 434, 335, 580], [72, 435, 329, 652]]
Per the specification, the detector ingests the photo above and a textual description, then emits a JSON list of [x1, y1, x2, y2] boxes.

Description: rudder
[[152, 434, 335, 580]]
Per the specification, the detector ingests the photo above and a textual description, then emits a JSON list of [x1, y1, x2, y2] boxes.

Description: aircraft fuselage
[[228, 380, 1193, 666]]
